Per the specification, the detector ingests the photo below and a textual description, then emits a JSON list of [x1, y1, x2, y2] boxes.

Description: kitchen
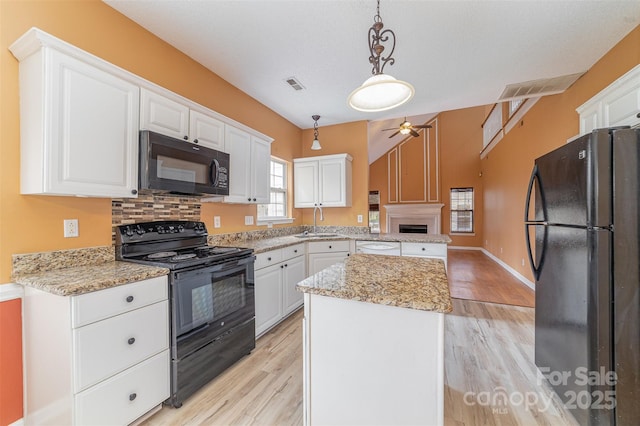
[[1, 1, 640, 425]]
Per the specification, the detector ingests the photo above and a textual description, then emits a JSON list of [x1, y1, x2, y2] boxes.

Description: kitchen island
[[297, 253, 452, 426]]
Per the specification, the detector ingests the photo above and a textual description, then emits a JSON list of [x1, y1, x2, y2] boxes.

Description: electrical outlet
[[214, 216, 221, 228], [500, 247, 503, 254], [64, 219, 79, 238], [267, 222, 273, 229], [522, 258, 526, 267], [357, 214, 363, 223], [245, 215, 254, 226]]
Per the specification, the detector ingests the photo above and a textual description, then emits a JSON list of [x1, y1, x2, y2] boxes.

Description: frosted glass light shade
[[348, 73, 414, 112], [311, 138, 322, 150]]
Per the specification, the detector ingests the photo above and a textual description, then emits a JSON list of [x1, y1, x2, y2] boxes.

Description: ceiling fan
[[382, 118, 432, 138]]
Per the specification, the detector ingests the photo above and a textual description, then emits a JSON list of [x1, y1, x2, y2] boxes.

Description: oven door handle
[[174, 255, 254, 280]]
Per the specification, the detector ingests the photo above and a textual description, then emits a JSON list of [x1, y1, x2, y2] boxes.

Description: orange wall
[[482, 24, 640, 281], [369, 106, 485, 247], [0, 0, 305, 282], [0, 298, 23, 425], [300, 121, 369, 226]]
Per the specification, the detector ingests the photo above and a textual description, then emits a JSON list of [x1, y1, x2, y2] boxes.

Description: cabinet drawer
[[72, 276, 168, 328], [75, 350, 170, 426], [307, 240, 350, 254], [401, 242, 447, 257], [255, 249, 283, 270], [283, 243, 305, 260], [73, 300, 169, 392]]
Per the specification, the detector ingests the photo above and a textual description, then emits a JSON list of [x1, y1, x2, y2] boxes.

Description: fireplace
[[399, 224, 428, 234], [384, 204, 444, 234]]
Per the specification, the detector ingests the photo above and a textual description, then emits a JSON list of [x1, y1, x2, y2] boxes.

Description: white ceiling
[[104, 0, 640, 161]]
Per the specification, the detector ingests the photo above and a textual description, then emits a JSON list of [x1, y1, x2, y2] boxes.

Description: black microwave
[[139, 130, 229, 196]]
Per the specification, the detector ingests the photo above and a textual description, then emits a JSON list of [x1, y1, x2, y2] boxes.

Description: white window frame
[[257, 157, 294, 226], [450, 187, 474, 235]]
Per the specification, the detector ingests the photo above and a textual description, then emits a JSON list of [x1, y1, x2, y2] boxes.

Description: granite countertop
[[235, 232, 452, 254], [13, 261, 169, 297], [296, 253, 452, 313]]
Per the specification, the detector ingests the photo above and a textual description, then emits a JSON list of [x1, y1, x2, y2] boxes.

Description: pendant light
[[311, 115, 322, 150], [347, 0, 414, 112]]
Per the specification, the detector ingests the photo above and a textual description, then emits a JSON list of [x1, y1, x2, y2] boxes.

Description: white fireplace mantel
[[384, 204, 444, 234]]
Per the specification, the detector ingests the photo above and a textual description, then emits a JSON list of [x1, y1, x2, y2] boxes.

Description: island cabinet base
[[302, 293, 445, 426]]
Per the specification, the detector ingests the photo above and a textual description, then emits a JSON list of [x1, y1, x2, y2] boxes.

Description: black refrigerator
[[524, 127, 639, 425]]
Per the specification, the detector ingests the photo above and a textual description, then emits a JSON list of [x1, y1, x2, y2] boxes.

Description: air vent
[[284, 76, 305, 91], [498, 72, 585, 101]]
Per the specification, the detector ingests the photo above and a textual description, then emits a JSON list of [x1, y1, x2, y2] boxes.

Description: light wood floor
[[448, 250, 535, 308]]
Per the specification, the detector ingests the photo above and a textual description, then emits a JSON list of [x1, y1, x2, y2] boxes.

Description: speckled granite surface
[[12, 246, 115, 275], [13, 262, 169, 296], [296, 253, 452, 313], [12, 246, 168, 296], [207, 225, 369, 246]]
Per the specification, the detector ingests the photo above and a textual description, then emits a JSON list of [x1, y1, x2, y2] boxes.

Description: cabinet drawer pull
[[194, 138, 199, 144], [637, 112, 640, 118], [128, 337, 136, 345], [267, 257, 272, 261], [294, 249, 298, 253], [422, 247, 426, 251], [329, 245, 332, 249], [183, 135, 188, 140], [284, 264, 288, 267], [126, 295, 134, 303], [129, 393, 137, 401], [280, 265, 284, 269]]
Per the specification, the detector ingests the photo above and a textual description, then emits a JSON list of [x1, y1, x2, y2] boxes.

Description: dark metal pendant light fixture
[[348, 0, 414, 112], [311, 115, 321, 150]]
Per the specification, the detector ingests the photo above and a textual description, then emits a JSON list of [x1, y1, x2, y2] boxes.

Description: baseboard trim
[[0, 283, 24, 302], [448, 246, 535, 290]]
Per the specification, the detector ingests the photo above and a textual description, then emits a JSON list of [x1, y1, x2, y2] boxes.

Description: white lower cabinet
[[401, 242, 448, 268], [307, 240, 351, 276], [23, 276, 170, 426], [254, 244, 306, 337]]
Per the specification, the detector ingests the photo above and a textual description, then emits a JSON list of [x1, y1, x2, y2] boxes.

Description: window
[[258, 158, 288, 220], [450, 188, 474, 233]]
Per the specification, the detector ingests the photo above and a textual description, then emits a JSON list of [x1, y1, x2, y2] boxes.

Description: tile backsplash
[[112, 191, 201, 226]]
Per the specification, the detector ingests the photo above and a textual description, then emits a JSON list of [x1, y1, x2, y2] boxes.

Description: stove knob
[[168, 226, 175, 233], [178, 225, 185, 233], [157, 226, 164, 234], [135, 226, 145, 235], [125, 226, 134, 237]]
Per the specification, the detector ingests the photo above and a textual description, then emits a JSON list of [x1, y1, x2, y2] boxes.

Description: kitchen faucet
[[313, 203, 324, 234]]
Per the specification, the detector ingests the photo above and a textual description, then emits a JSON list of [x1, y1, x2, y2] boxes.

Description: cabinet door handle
[[294, 249, 298, 253], [284, 264, 288, 267], [128, 337, 136, 345], [129, 393, 137, 401], [267, 257, 272, 261], [253, 198, 257, 202], [637, 112, 640, 118], [194, 138, 199, 144], [130, 189, 138, 195], [281, 265, 284, 269], [329, 245, 332, 249], [126, 295, 134, 303], [183, 135, 188, 140]]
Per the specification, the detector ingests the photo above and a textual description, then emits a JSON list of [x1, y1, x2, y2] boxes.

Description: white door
[[318, 158, 346, 206], [48, 50, 139, 197], [189, 110, 225, 151], [283, 256, 305, 315], [294, 161, 318, 208], [307, 252, 349, 276], [224, 125, 252, 203], [255, 264, 283, 337], [140, 88, 189, 140], [251, 136, 271, 204]]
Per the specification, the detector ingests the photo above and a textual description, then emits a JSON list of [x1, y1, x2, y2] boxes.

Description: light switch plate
[[245, 216, 254, 226], [357, 214, 363, 223], [214, 216, 221, 228]]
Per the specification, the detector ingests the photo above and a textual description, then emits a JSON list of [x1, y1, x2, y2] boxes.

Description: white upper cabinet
[[10, 30, 139, 198], [140, 89, 225, 151], [224, 126, 271, 204], [189, 110, 225, 151], [577, 64, 640, 135], [293, 154, 352, 208], [140, 88, 189, 140]]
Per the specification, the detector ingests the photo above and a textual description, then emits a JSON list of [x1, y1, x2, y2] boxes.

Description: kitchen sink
[[294, 233, 340, 238]]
